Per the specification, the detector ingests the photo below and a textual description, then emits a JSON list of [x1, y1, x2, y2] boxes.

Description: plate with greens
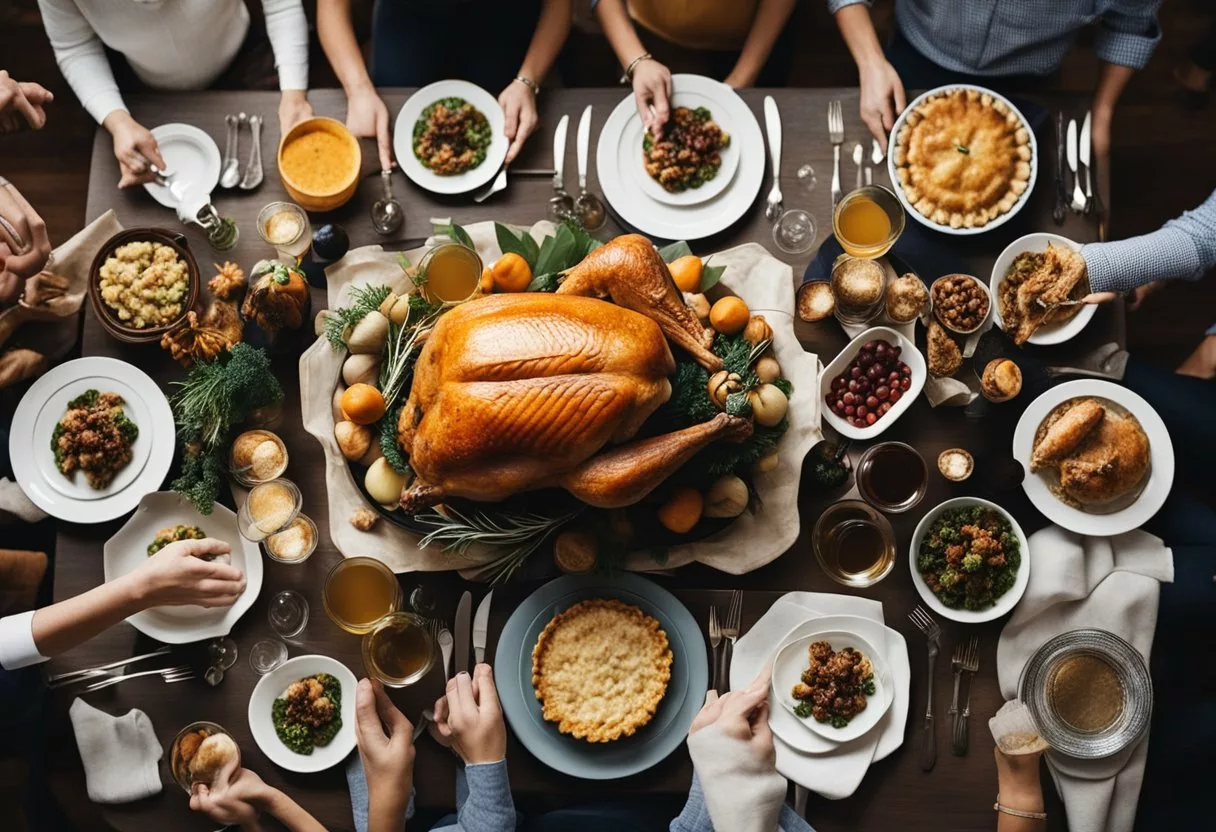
[[635, 101, 739, 207], [9, 356, 173, 522], [249, 655, 357, 773], [394, 80, 508, 195], [910, 497, 1030, 623]]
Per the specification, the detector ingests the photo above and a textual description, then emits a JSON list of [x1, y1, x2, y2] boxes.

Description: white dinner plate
[[632, 91, 740, 207], [908, 497, 1031, 623], [597, 74, 764, 241], [393, 80, 509, 195], [886, 84, 1037, 236], [1013, 380, 1174, 536], [248, 655, 358, 773], [103, 492, 263, 644], [144, 123, 221, 209], [9, 357, 174, 523], [989, 233, 1097, 345]]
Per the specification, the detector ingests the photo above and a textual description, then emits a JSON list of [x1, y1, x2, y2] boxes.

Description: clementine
[[709, 296, 750, 335], [657, 487, 704, 534], [668, 255, 703, 293], [340, 383, 386, 426], [490, 252, 533, 293]]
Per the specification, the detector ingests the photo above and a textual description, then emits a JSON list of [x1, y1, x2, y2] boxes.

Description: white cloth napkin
[[688, 724, 787, 832], [996, 526, 1173, 832], [69, 698, 163, 803], [730, 592, 910, 799], [0, 477, 46, 523]]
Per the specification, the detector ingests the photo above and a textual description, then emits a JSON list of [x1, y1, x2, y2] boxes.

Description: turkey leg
[[556, 412, 752, 508]]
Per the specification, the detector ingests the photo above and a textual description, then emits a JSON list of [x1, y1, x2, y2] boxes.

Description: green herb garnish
[[324, 283, 393, 349], [955, 143, 971, 155]]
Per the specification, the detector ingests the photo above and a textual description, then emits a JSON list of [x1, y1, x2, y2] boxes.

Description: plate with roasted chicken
[[495, 572, 706, 780], [888, 85, 1036, 235], [991, 233, 1096, 345], [1013, 380, 1174, 536]]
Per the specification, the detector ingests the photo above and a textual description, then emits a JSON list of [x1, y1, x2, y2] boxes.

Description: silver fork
[[48, 647, 172, 688], [828, 100, 844, 207], [948, 639, 966, 753], [953, 635, 980, 756], [908, 606, 941, 771], [763, 96, 783, 221], [719, 591, 743, 692], [473, 166, 507, 203], [83, 665, 193, 692], [708, 605, 722, 692]]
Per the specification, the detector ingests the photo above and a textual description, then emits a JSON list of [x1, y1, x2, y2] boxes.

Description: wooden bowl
[[88, 228, 200, 344], [277, 117, 362, 212]]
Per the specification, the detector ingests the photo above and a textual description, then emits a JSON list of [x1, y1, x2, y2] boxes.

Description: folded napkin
[[688, 722, 787, 832], [69, 698, 163, 803], [996, 526, 1173, 832]]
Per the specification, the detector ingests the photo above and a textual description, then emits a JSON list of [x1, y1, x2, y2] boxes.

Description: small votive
[[938, 448, 974, 482], [230, 430, 289, 486], [264, 514, 318, 563]]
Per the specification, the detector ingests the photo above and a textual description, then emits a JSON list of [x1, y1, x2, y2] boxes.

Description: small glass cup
[[772, 209, 818, 255], [856, 441, 928, 514], [269, 590, 310, 638], [811, 499, 896, 588], [832, 184, 905, 260], [323, 556, 402, 635], [249, 639, 289, 674], [238, 479, 302, 542], [263, 514, 318, 564], [257, 201, 311, 262], [168, 721, 240, 792], [362, 611, 436, 688], [229, 430, 289, 487], [416, 242, 483, 306]]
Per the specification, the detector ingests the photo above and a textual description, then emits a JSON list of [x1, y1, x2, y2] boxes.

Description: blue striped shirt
[[827, 1, 1162, 76]]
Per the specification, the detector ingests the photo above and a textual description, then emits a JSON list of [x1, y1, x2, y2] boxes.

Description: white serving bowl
[[908, 497, 1031, 623], [248, 655, 358, 773], [819, 326, 926, 440], [989, 233, 1096, 345]]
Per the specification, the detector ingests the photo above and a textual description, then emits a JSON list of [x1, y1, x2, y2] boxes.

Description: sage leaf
[[658, 240, 693, 263], [495, 223, 540, 268]]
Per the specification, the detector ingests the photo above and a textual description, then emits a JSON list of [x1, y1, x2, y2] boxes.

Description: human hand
[[498, 80, 538, 165], [858, 57, 906, 152], [354, 678, 415, 815], [429, 663, 507, 764], [278, 90, 314, 138], [0, 71, 52, 133], [190, 759, 271, 828], [127, 538, 245, 609], [1083, 280, 1164, 310], [689, 667, 775, 761], [345, 87, 393, 172], [632, 59, 672, 140], [104, 111, 166, 189], [0, 178, 52, 300]]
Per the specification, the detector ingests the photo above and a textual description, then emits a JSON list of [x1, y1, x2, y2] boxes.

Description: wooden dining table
[[45, 87, 1109, 832]]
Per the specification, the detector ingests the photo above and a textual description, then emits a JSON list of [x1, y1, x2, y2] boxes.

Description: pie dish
[[532, 598, 673, 743], [891, 86, 1033, 232]]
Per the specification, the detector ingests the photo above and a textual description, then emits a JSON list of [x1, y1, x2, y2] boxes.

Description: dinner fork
[[708, 605, 722, 692], [908, 606, 941, 771], [48, 647, 172, 688], [82, 665, 193, 692], [953, 635, 980, 756], [948, 638, 967, 752], [719, 591, 743, 692], [828, 100, 844, 208]]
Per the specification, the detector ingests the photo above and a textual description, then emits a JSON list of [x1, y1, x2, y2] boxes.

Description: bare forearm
[[1094, 62, 1134, 115], [263, 790, 327, 832], [727, 0, 796, 86], [996, 773, 1045, 832], [595, 0, 647, 67], [30, 575, 142, 658], [316, 0, 374, 95], [517, 0, 572, 83], [367, 798, 408, 832], [834, 4, 885, 71]]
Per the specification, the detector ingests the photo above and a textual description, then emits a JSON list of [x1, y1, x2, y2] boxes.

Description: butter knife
[[1053, 111, 1066, 225], [453, 591, 472, 676], [1079, 110, 1093, 215], [550, 115, 573, 217], [472, 591, 492, 665], [1066, 118, 1084, 214]]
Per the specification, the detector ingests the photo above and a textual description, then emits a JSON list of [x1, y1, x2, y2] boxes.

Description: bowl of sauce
[[418, 243, 484, 306], [277, 117, 362, 212], [856, 441, 928, 513], [362, 611, 435, 687], [323, 556, 401, 634], [811, 499, 896, 587]]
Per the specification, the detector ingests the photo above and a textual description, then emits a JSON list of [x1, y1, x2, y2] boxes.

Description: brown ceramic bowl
[[88, 227, 200, 344], [277, 117, 362, 212]]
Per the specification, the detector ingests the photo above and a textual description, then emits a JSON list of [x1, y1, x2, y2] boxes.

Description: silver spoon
[[852, 142, 863, 191], [219, 114, 241, 189], [239, 114, 264, 190], [371, 169, 404, 234]]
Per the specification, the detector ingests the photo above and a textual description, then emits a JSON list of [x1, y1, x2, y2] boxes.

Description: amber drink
[[833, 185, 905, 260], [323, 557, 401, 634], [812, 499, 896, 587], [363, 612, 435, 687]]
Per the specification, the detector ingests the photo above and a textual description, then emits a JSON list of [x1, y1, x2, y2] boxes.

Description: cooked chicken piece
[[1007, 245, 1089, 344], [927, 320, 962, 376], [1058, 412, 1150, 504], [1031, 399, 1105, 470]]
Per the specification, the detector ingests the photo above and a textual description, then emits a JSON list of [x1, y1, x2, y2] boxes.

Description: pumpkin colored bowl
[[277, 117, 362, 212], [88, 227, 200, 345]]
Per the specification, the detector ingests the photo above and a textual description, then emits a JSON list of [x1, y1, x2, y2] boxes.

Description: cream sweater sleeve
[[36, 0, 127, 124], [261, 0, 310, 91]]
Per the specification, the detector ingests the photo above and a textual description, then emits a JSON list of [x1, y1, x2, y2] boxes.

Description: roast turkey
[[398, 235, 750, 512]]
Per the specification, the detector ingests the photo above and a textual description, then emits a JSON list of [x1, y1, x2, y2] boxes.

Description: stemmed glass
[[204, 637, 238, 686]]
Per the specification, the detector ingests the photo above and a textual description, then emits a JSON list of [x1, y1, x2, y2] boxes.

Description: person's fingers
[[746, 666, 772, 693], [451, 671, 477, 716], [192, 577, 245, 597], [751, 701, 775, 749], [473, 664, 501, 715], [8, 86, 44, 131], [432, 695, 450, 726], [19, 82, 53, 106], [501, 94, 519, 141], [0, 271, 20, 304], [505, 108, 533, 164], [0, 184, 49, 277], [0, 187, 32, 249], [355, 678, 388, 746], [214, 757, 239, 790], [370, 677, 412, 734], [879, 94, 896, 133], [634, 89, 654, 136], [723, 679, 769, 719], [1082, 291, 1117, 305], [652, 82, 671, 133], [892, 75, 907, 116], [427, 717, 453, 744], [134, 134, 166, 171]]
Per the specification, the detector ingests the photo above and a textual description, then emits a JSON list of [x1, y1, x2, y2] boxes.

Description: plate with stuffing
[[772, 628, 893, 744], [495, 572, 707, 780], [248, 655, 358, 773], [633, 97, 739, 206], [9, 357, 174, 523], [393, 79, 508, 195], [990, 233, 1096, 346], [1013, 380, 1173, 536], [103, 491, 263, 643], [887, 85, 1036, 235]]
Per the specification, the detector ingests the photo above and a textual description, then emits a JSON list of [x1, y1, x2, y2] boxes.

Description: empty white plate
[[144, 123, 221, 209]]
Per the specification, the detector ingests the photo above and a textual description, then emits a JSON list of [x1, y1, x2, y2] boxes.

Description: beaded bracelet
[[994, 796, 1047, 820], [514, 75, 540, 96], [620, 52, 653, 85]]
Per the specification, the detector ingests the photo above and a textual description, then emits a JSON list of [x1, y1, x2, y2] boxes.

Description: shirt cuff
[[826, 0, 871, 14], [277, 65, 309, 92], [82, 90, 129, 126], [1093, 26, 1161, 71], [0, 611, 47, 670]]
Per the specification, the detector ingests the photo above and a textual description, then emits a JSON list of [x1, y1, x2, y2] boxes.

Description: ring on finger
[[0, 214, 28, 253]]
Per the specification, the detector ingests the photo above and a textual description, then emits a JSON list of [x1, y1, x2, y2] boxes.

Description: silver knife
[[1079, 110, 1093, 215], [576, 105, 592, 194], [453, 591, 472, 676], [472, 591, 493, 665], [1066, 118, 1084, 214], [552, 114, 570, 197]]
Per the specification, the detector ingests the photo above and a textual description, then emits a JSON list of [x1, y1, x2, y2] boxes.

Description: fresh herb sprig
[[324, 284, 393, 349], [414, 505, 582, 585]]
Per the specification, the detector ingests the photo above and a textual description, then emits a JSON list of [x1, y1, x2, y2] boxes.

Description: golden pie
[[892, 88, 1032, 230], [531, 598, 673, 743]]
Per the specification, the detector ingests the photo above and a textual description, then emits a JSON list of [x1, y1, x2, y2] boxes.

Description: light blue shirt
[[827, 0, 1162, 76], [346, 754, 515, 832]]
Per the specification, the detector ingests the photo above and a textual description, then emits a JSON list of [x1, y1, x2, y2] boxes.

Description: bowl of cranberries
[[820, 327, 926, 440]]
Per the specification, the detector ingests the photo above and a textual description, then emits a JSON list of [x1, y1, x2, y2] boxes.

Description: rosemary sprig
[[379, 306, 441, 410], [324, 284, 393, 349], [414, 505, 581, 584]]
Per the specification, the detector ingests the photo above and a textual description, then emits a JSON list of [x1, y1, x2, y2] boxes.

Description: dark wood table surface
[[48, 87, 1109, 832]]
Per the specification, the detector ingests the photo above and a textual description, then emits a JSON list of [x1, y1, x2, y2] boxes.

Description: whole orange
[[490, 252, 533, 293], [340, 383, 386, 426], [668, 255, 703, 293], [657, 487, 704, 534], [709, 296, 751, 335]]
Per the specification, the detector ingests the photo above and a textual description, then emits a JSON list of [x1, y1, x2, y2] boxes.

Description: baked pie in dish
[[531, 598, 673, 743], [892, 88, 1032, 230]]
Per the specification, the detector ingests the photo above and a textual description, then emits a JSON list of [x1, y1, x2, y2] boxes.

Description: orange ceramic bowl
[[277, 117, 362, 212]]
